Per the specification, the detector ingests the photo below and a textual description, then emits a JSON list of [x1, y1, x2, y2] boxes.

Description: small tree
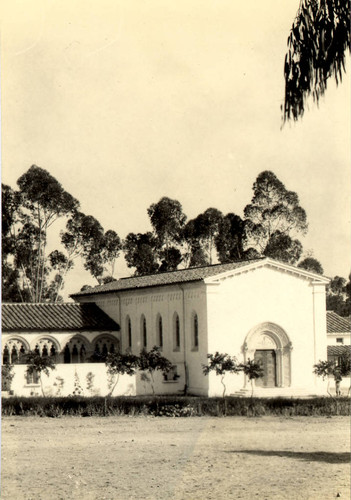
[[239, 358, 264, 397], [25, 351, 56, 396], [138, 346, 173, 394], [105, 352, 139, 396], [202, 352, 240, 397], [313, 360, 335, 396], [1, 363, 14, 392]]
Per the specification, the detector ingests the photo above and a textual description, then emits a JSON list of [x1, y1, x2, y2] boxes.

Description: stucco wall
[[205, 266, 328, 395], [78, 283, 210, 395], [7, 363, 136, 397]]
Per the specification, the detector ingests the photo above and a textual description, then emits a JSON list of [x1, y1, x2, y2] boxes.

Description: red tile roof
[[327, 345, 351, 356], [71, 258, 265, 297], [326, 311, 351, 333], [1, 303, 119, 332]]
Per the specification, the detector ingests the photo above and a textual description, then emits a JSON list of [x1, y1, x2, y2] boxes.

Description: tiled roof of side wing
[[327, 345, 351, 356], [71, 258, 265, 296], [1, 303, 120, 331], [326, 311, 351, 333]]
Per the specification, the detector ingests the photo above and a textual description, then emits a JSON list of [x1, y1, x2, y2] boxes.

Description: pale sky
[[2, 0, 350, 299]]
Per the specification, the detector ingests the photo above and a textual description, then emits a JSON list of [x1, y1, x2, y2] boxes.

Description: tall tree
[[215, 213, 246, 263], [147, 197, 186, 271], [297, 257, 324, 274], [16, 166, 79, 302], [60, 212, 121, 290], [283, 0, 350, 122], [244, 171, 307, 264], [123, 232, 160, 276], [2, 166, 121, 302], [326, 274, 350, 316], [182, 208, 223, 266]]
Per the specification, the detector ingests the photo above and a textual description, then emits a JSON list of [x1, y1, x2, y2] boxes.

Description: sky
[[2, 0, 350, 300]]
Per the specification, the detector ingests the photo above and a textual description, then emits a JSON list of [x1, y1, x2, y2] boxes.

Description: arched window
[[33, 338, 58, 360], [141, 315, 147, 348], [173, 313, 180, 351], [126, 316, 132, 349], [192, 313, 199, 350], [157, 315, 163, 349], [93, 336, 120, 362], [63, 336, 89, 364], [2, 339, 27, 365], [2, 345, 10, 364]]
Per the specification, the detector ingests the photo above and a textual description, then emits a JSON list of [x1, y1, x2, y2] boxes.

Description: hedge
[[2, 395, 350, 417]]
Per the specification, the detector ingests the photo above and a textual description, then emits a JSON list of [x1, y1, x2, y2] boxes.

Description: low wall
[[8, 364, 136, 397]]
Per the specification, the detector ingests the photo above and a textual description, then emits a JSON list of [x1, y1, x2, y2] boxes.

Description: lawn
[[1, 416, 350, 499]]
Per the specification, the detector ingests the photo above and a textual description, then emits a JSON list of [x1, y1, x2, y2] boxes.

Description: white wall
[[327, 333, 351, 345], [7, 363, 136, 397], [206, 266, 328, 395]]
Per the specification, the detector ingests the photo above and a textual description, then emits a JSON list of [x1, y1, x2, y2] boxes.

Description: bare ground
[[1, 416, 350, 500]]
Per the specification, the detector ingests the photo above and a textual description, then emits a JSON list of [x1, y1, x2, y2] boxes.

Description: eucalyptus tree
[[244, 171, 307, 264], [297, 257, 324, 274], [215, 213, 246, 263], [147, 197, 187, 271], [3, 166, 121, 302], [123, 232, 160, 276], [283, 0, 350, 122]]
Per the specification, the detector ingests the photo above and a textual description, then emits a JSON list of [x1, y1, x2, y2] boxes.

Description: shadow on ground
[[226, 450, 350, 464]]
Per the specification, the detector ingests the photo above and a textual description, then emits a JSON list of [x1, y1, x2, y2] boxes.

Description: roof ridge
[[119, 257, 265, 281]]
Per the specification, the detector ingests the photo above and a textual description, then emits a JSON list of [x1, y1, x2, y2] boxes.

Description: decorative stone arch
[[31, 335, 61, 359], [243, 322, 293, 388], [92, 333, 120, 362], [63, 334, 91, 364], [2, 336, 30, 364]]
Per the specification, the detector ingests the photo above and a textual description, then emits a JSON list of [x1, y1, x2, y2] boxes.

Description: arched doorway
[[243, 323, 293, 388]]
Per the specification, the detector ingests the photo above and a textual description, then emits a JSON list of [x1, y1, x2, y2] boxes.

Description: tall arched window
[[141, 315, 147, 348], [157, 315, 163, 349], [173, 313, 180, 351], [126, 316, 132, 349], [192, 313, 199, 350]]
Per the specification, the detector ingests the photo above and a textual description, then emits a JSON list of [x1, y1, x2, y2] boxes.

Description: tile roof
[[1, 303, 120, 332], [327, 345, 351, 356], [71, 258, 265, 297], [326, 311, 351, 333]]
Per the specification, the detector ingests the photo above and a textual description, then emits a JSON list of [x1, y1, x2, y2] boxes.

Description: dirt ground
[[1, 416, 350, 500]]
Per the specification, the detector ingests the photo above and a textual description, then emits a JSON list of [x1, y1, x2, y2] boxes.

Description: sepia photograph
[[1, 1, 350, 499]]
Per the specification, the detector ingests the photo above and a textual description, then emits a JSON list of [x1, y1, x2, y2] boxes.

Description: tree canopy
[[243, 171, 307, 264], [2, 166, 121, 302], [283, 0, 350, 121]]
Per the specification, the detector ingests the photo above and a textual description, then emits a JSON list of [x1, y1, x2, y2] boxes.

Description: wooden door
[[254, 350, 276, 387]]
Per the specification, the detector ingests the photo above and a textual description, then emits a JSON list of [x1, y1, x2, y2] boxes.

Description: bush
[[1, 395, 350, 418]]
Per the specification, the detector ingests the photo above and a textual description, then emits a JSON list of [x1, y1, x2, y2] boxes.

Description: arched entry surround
[[243, 322, 293, 388]]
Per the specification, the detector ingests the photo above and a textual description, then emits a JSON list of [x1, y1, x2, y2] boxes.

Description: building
[[326, 311, 351, 394], [1, 303, 135, 396], [2, 258, 331, 397]]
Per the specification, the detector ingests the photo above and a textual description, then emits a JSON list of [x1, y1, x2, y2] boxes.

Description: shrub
[[2, 395, 350, 418]]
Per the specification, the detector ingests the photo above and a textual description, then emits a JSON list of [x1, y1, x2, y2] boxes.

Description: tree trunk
[[221, 375, 226, 398], [109, 374, 120, 396]]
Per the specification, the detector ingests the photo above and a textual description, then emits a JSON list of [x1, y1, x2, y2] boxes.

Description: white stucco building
[[2, 258, 331, 397]]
